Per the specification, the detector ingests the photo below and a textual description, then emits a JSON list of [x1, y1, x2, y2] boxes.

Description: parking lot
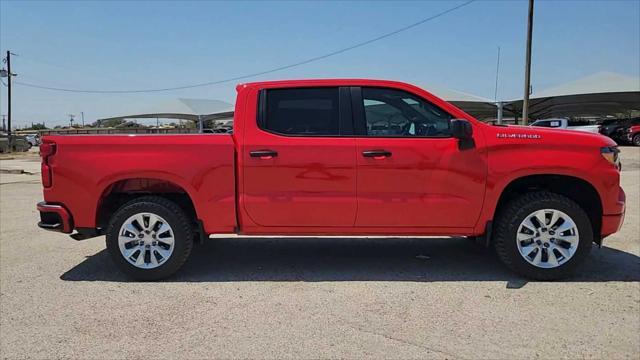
[[0, 147, 638, 359]]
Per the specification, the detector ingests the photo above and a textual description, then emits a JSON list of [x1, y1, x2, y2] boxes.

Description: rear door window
[[261, 88, 340, 136]]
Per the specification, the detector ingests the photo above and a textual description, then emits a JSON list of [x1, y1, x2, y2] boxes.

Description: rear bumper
[[37, 201, 73, 234]]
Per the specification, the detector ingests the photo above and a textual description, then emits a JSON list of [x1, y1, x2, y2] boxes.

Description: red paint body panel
[[354, 137, 487, 227], [240, 86, 357, 226], [477, 125, 625, 234], [38, 79, 625, 241], [41, 135, 237, 234]]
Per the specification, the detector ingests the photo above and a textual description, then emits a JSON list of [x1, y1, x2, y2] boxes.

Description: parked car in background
[[203, 127, 232, 134], [626, 124, 640, 146], [25, 134, 41, 147], [530, 118, 601, 133], [599, 117, 640, 144], [0, 135, 32, 153]]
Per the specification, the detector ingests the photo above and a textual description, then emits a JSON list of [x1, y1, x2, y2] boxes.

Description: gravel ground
[[1, 147, 638, 359]]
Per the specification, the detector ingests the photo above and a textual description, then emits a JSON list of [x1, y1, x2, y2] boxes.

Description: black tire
[[106, 196, 194, 281], [493, 191, 593, 280], [633, 134, 640, 146]]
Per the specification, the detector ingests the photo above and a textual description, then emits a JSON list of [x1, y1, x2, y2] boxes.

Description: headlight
[[601, 146, 620, 167]]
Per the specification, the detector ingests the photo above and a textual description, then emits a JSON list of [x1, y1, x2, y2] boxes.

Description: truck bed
[[42, 134, 237, 234]]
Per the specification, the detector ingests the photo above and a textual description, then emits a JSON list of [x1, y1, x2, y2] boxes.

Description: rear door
[[352, 86, 487, 228], [242, 87, 357, 227]]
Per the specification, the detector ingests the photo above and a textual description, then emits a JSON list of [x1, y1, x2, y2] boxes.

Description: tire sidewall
[[106, 199, 192, 281], [633, 134, 640, 146], [498, 195, 593, 279]]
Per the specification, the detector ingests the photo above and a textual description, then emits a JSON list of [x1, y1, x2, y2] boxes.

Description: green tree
[[29, 123, 49, 130], [93, 118, 126, 128]]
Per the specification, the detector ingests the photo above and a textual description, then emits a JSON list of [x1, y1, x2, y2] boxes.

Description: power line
[[12, 0, 477, 94]]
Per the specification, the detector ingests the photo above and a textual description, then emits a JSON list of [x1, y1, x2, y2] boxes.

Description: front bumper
[[601, 186, 626, 238], [37, 202, 73, 233], [602, 212, 625, 238]]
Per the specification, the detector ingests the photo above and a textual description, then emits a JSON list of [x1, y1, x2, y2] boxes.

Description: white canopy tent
[[98, 98, 235, 131], [426, 86, 498, 120], [528, 72, 639, 98], [96, 73, 639, 129], [506, 72, 640, 120], [198, 86, 499, 122]]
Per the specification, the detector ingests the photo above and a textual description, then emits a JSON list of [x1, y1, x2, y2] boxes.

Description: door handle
[[250, 150, 278, 159], [362, 150, 392, 159]]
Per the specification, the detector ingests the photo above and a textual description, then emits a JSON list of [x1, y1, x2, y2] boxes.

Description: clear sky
[[1, 0, 638, 127]]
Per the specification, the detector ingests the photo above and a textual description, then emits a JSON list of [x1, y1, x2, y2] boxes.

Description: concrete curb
[[0, 169, 35, 175]]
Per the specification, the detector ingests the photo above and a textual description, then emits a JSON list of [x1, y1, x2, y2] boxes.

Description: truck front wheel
[[106, 196, 194, 280], [493, 192, 592, 280]]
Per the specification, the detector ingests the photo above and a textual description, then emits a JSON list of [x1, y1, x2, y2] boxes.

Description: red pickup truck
[[37, 79, 625, 280]]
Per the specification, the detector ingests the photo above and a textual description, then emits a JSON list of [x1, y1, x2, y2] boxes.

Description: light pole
[[494, 46, 503, 124], [522, 0, 534, 125]]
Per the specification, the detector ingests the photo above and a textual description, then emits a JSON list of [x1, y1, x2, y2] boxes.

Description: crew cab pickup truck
[[37, 79, 626, 280], [529, 118, 601, 133]]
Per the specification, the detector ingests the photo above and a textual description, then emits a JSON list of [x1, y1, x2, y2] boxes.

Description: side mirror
[[451, 119, 473, 140]]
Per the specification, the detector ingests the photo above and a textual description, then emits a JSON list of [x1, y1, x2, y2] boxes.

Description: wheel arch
[[96, 177, 199, 230], [492, 174, 603, 243]]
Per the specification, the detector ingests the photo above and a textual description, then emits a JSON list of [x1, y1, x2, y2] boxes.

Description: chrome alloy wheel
[[516, 209, 579, 269], [118, 213, 175, 269]]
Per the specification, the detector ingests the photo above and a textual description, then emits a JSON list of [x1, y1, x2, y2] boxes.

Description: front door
[[352, 86, 487, 228], [242, 87, 357, 227]]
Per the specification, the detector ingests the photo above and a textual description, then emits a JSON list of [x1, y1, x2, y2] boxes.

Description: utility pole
[[81, 111, 85, 127], [1, 115, 5, 132], [68, 114, 75, 128], [522, 0, 534, 125], [1, 51, 17, 150], [7, 51, 12, 149]]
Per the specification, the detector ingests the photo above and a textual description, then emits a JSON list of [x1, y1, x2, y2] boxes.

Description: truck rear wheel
[[106, 196, 193, 281], [632, 134, 640, 146], [493, 191, 592, 280]]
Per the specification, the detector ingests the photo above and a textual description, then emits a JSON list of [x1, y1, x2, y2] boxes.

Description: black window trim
[[257, 86, 354, 138], [352, 86, 455, 139]]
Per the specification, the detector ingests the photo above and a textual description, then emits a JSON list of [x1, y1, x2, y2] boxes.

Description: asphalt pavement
[[1, 147, 638, 359]]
